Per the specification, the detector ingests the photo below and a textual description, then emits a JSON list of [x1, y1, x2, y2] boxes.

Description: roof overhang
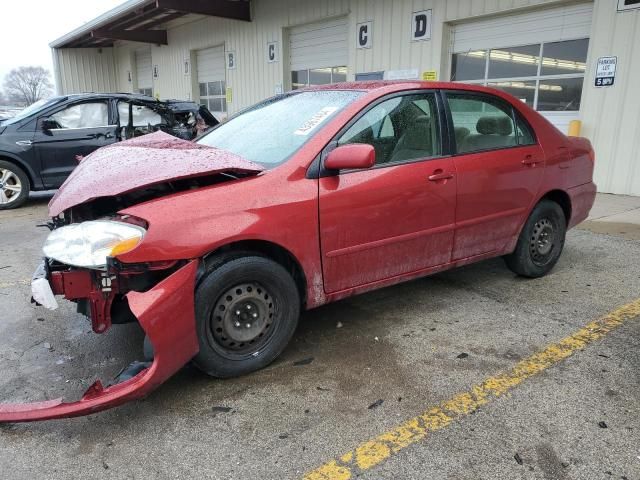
[[50, 0, 251, 49]]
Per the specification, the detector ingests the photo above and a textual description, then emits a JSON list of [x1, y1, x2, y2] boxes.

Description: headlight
[[43, 220, 146, 269]]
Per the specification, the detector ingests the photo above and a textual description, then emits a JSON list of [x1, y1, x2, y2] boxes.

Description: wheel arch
[[201, 239, 309, 308], [0, 153, 36, 190], [538, 189, 572, 225]]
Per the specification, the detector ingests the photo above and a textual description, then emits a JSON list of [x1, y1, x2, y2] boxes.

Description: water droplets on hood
[[49, 131, 264, 216]]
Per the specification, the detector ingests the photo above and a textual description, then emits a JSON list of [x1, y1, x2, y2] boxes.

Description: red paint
[[5, 81, 596, 422], [324, 144, 375, 170], [0, 261, 199, 422], [49, 131, 264, 216]]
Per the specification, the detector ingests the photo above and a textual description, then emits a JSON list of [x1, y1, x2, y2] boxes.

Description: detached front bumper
[[0, 260, 200, 423]]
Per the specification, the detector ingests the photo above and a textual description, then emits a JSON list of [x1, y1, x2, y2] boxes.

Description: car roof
[[303, 80, 513, 97], [64, 92, 160, 102]]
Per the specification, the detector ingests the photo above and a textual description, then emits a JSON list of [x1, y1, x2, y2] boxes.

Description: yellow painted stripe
[[0, 279, 30, 289], [303, 299, 640, 480]]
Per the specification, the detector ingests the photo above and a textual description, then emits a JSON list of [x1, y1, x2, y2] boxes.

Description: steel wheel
[[0, 168, 23, 205], [529, 218, 556, 266], [207, 282, 277, 357]]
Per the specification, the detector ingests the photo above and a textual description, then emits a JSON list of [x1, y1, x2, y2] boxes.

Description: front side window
[[197, 90, 362, 168], [49, 102, 109, 129], [447, 93, 517, 154], [451, 38, 589, 112], [338, 93, 441, 165]]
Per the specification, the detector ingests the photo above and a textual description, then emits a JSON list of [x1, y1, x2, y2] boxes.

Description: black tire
[[0, 160, 30, 210], [504, 200, 567, 278], [193, 255, 300, 378]]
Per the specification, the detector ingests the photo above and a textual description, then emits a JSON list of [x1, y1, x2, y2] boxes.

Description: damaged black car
[[0, 93, 218, 209]]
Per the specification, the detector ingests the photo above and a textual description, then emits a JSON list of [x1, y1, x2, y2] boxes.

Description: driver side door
[[33, 100, 118, 188]]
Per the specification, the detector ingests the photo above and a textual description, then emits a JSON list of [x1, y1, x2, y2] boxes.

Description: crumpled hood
[[49, 131, 263, 216]]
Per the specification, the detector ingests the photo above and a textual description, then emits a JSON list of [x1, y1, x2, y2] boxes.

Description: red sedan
[[1, 81, 596, 422]]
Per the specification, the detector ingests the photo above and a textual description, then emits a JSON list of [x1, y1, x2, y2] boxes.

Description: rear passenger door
[[444, 91, 545, 260]]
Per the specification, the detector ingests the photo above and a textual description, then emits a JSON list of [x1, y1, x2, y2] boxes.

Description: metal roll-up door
[[289, 17, 348, 89], [135, 48, 152, 96], [196, 46, 227, 120], [450, 3, 593, 134]]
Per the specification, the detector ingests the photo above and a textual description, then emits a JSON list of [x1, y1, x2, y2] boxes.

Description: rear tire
[[504, 200, 566, 278], [0, 160, 29, 210], [193, 255, 300, 378]]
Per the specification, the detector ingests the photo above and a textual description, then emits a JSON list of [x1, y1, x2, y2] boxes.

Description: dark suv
[[0, 93, 217, 209]]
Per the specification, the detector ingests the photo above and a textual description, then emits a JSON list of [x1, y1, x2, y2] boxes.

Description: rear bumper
[[0, 260, 199, 423], [567, 181, 597, 229]]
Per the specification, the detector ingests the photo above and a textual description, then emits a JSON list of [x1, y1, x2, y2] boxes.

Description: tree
[[3, 66, 53, 106]]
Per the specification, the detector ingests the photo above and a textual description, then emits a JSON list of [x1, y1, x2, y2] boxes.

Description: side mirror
[[325, 144, 375, 171], [41, 118, 58, 131]]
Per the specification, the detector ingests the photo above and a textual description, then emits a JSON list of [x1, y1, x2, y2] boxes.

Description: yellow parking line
[[0, 279, 30, 289], [303, 299, 640, 480]]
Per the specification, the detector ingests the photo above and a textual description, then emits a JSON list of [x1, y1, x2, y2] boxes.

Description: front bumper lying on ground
[[0, 260, 200, 423]]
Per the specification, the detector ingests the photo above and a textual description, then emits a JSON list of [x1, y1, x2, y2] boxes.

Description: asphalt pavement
[[0, 193, 638, 480]]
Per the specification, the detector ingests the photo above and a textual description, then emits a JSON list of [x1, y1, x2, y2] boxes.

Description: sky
[[0, 0, 124, 89]]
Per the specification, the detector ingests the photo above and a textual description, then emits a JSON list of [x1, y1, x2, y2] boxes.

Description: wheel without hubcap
[[193, 255, 300, 378], [209, 282, 276, 354], [504, 199, 566, 278]]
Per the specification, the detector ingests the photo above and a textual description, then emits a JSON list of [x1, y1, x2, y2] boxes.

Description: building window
[[138, 88, 153, 97], [451, 38, 589, 112], [291, 66, 347, 89], [199, 80, 227, 116]]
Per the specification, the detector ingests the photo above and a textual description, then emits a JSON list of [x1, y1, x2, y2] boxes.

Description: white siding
[[53, 47, 117, 94], [581, 0, 640, 195], [51, 0, 640, 194]]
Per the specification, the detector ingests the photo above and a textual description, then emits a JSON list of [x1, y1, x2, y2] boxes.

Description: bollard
[[568, 120, 582, 137]]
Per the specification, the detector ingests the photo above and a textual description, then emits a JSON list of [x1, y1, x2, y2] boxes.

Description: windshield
[[197, 90, 363, 168], [1, 97, 64, 125]]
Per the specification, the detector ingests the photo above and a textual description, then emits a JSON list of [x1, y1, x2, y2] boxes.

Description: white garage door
[[450, 3, 593, 134], [135, 48, 152, 96], [197, 46, 227, 120], [290, 17, 348, 89]]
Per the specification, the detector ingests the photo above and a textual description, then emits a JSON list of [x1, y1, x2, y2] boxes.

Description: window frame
[[316, 89, 451, 177], [42, 100, 115, 131], [441, 90, 538, 156], [450, 37, 589, 113]]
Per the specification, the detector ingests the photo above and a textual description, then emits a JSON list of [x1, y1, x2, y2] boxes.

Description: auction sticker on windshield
[[294, 107, 338, 136]]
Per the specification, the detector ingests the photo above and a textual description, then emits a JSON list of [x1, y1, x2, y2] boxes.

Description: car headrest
[[400, 115, 432, 150], [476, 116, 513, 136]]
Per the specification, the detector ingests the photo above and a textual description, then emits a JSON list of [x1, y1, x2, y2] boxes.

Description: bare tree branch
[[3, 66, 53, 106]]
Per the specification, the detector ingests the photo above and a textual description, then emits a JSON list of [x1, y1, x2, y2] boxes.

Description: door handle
[[521, 155, 540, 166], [15, 140, 32, 146], [428, 170, 454, 182]]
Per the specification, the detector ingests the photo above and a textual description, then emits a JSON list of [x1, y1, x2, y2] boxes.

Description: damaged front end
[[0, 132, 264, 423], [1, 258, 199, 423]]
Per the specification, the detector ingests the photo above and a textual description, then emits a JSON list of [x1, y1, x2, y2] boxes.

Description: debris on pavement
[[514, 453, 524, 465], [598, 421, 608, 428], [368, 399, 384, 410], [293, 357, 314, 366], [456, 352, 469, 359]]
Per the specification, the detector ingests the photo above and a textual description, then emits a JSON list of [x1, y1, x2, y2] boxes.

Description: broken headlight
[[43, 220, 146, 269]]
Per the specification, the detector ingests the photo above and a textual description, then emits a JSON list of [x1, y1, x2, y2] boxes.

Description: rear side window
[[118, 102, 163, 127], [515, 114, 536, 146], [447, 93, 516, 154]]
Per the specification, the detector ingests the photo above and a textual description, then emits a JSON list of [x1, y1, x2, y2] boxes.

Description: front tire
[[0, 160, 30, 210], [193, 255, 300, 378], [504, 200, 566, 278]]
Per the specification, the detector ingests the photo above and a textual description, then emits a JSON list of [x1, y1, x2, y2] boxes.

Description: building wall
[[51, 0, 640, 194], [53, 47, 118, 94], [581, 0, 640, 195]]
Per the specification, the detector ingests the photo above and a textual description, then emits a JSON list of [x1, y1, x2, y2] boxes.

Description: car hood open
[[49, 131, 264, 216]]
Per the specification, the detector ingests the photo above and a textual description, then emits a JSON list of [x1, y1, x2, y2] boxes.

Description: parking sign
[[595, 56, 617, 87]]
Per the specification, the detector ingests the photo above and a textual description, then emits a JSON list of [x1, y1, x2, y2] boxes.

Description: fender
[[0, 150, 43, 190]]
